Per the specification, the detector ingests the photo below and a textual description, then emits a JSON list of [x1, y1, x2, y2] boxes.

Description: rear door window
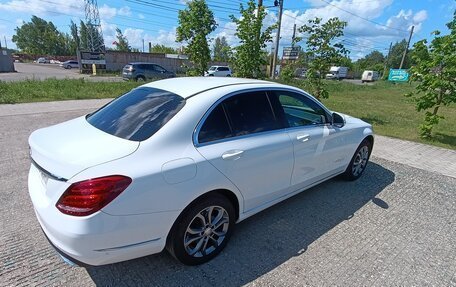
[[224, 91, 281, 136], [197, 91, 282, 144], [198, 105, 232, 144], [153, 65, 166, 72], [87, 87, 185, 141]]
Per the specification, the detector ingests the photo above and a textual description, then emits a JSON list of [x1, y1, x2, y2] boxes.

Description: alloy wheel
[[352, 145, 369, 177], [183, 206, 229, 258]]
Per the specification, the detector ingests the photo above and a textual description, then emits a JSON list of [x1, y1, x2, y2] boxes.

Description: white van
[[362, 70, 379, 83], [326, 66, 348, 80]]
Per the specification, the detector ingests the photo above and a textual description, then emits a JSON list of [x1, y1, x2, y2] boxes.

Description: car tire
[[209, 74, 214, 77], [136, 76, 146, 82], [66, 65, 71, 69], [166, 194, 235, 265], [343, 139, 371, 181], [226, 74, 231, 77]]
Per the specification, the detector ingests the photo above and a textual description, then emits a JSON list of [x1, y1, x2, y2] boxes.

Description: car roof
[[140, 77, 279, 99]]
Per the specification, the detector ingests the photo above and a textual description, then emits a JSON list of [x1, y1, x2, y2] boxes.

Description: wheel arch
[[165, 188, 241, 244], [185, 189, 240, 222], [363, 135, 374, 156]]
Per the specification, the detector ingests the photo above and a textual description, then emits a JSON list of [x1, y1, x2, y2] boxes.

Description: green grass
[[0, 78, 141, 104], [0, 78, 454, 149], [283, 79, 456, 149]]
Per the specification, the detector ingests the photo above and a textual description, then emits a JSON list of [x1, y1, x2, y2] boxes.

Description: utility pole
[[271, 0, 283, 79], [399, 25, 414, 69], [291, 23, 297, 46], [257, 0, 263, 17], [142, 39, 145, 53], [383, 42, 392, 78]]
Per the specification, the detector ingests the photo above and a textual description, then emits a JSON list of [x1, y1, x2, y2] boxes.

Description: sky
[[0, 0, 455, 60]]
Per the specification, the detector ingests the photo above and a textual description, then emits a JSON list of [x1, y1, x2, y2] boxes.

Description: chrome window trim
[[192, 87, 332, 148]]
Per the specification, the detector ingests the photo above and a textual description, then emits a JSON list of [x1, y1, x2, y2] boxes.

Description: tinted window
[[198, 105, 231, 144], [153, 65, 166, 72], [275, 91, 328, 127], [219, 67, 229, 71], [224, 91, 280, 137], [87, 87, 185, 141]]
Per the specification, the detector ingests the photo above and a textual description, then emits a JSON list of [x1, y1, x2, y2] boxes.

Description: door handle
[[296, 134, 310, 142], [222, 150, 244, 160]]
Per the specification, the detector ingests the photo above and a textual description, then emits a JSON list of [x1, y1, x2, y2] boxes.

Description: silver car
[[60, 60, 79, 69]]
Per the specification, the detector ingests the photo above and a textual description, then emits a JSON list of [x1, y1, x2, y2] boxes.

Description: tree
[[389, 40, 411, 69], [176, 0, 217, 76], [70, 20, 80, 52], [298, 17, 348, 100], [406, 11, 456, 138], [212, 36, 231, 62], [79, 20, 88, 50], [150, 44, 177, 54], [354, 50, 385, 75], [12, 16, 70, 55], [230, 0, 275, 78], [113, 28, 130, 52], [78, 20, 104, 52]]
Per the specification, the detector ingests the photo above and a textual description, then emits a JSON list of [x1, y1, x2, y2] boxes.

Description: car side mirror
[[332, 112, 345, 128]]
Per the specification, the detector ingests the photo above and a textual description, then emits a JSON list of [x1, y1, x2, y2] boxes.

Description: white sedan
[[28, 77, 373, 266]]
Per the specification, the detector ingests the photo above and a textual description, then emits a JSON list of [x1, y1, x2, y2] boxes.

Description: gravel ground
[[0, 105, 455, 286]]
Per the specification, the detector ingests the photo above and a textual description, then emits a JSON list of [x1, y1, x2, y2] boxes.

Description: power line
[[318, 0, 409, 34]]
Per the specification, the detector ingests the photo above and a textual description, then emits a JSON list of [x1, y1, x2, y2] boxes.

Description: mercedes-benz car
[[28, 77, 373, 266]]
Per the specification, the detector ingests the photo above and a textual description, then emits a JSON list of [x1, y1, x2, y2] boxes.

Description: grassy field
[[0, 78, 141, 104], [0, 78, 454, 149]]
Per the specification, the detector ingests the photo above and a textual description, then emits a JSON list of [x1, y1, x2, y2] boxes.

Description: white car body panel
[[29, 116, 139, 179], [196, 129, 294, 212], [28, 77, 373, 266]]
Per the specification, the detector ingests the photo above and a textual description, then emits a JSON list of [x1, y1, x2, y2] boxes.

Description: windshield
[[209, 66, 217, 71], [87, 87, 185, 141]]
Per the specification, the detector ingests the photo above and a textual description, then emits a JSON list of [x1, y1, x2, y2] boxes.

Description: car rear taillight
[[56, 175, 132, 216]]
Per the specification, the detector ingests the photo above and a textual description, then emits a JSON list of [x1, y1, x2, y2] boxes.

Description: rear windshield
[[87, 87, 185, 141]]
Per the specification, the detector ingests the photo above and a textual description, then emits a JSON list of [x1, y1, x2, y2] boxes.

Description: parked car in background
[[361, 70, 380, 83], [122, 62, 175, 81], [204, 66, 232, 77], [28, 77, 374, 267], [326, 66, 349, 80], [36, 57, 50, 64], [60, 60, 79, 69]]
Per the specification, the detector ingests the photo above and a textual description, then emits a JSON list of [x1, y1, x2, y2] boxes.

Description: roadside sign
[[282, 47, 300, 60], [388, 69, 409, 82], [79, 51, 106, 65]]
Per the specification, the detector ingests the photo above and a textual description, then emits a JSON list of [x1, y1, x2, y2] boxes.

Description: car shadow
[[86, 162, 394, 286]]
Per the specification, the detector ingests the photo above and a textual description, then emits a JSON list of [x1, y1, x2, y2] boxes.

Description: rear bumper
[[28, 164, 180, 266]]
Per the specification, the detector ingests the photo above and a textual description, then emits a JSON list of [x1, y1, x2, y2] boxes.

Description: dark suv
[[122, 62, 175, 81]]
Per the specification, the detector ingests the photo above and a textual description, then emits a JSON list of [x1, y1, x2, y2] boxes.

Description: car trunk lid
[[29, 116, 139, 180]]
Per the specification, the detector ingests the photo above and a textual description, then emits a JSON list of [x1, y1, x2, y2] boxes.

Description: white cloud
[[413, 10, 428, 23], [138, 13, 145, 20], [99, 4, 117, 20], [0, 0, 83, 17], [118, 6, 132, 17], [261, 0, 429, 59]]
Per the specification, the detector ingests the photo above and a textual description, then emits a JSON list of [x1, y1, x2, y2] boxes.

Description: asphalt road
[[0, 104, 455, 286], [0, 63, 122, 82]]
